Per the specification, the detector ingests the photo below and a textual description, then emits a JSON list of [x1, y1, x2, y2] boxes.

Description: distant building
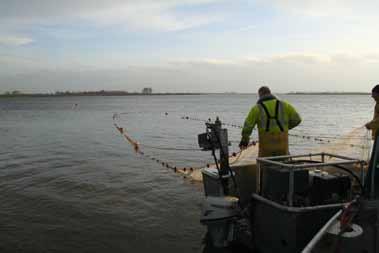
[[12, 90, 22, 95], [142, 88, 152, 94]]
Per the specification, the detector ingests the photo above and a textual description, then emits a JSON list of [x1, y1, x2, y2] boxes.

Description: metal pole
[[301, 210, 342, 253], [288, 166, 294, 207], [360, 162, 365, 187], [215, 118, 230, 176], [257, 160, 262, 194], [369, 133, 379, 199]]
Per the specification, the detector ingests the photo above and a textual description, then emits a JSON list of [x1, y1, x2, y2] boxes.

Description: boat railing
[[256, 152, 366, 207]]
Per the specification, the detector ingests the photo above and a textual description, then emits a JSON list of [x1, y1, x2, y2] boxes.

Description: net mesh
[[187, 127, 372, 182], [113, 112, 372, 183]]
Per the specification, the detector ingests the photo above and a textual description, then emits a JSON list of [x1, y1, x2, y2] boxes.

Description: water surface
[[0, 94, 373, 252]]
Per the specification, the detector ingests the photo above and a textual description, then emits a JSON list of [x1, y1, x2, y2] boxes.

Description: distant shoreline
[[0, 91, 370, 98], [286, 92, 369, 95], [0, 92, 209, 98]]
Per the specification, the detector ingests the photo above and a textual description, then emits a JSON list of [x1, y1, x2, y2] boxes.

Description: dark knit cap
[[258, 86, 271, 96], [372, 84, 379, 94]]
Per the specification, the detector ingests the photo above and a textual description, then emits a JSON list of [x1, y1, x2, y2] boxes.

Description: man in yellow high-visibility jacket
[[239, 86, 302, 157]]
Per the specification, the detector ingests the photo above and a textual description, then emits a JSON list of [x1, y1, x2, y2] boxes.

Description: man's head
[[372, 84, 379, 101], [258, 86, 271, 98]]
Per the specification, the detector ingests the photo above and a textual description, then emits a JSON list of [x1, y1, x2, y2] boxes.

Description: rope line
[[113, 112, 370, 178], [139, 144, 201, 151], [113, 113, 256, 178], [179, 115, 370, 149], [113, 121, 203, 175]]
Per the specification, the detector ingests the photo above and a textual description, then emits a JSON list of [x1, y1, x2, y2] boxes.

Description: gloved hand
[[133, 142, 140, 153], [239, 139, 249, 150]]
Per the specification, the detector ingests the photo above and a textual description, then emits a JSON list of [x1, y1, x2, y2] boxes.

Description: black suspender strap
[[258, 100, 284, 132], [259, 101, 271, 131], [274, 100, 284, 132]]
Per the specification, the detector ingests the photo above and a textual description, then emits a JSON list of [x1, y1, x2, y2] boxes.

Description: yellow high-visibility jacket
[[366, 102, 379, 139], [241, 95, 302, 157]]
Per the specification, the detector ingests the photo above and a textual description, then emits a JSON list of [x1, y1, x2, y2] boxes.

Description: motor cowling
[[201, 196, 240, 247]]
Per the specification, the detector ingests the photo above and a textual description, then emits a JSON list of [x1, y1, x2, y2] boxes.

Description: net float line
[[113, 114, 257, 180]]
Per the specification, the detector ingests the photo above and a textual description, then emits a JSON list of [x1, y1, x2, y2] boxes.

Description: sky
[[0, 0, 378, 93]]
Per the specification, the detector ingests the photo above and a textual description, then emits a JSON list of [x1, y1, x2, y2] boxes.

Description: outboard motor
[[200, 196, 240, 247], [198, 118, 241, 247]]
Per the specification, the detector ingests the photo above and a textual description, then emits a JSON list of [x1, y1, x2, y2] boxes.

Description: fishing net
[[113, 112, 372, 183], [315, 127, 371, 162]]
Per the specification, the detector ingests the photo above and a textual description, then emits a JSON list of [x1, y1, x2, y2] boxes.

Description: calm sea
[[0, 94, 373, 252]]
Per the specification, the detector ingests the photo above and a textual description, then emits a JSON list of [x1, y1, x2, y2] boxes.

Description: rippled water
[[0, 94, 373, 252]]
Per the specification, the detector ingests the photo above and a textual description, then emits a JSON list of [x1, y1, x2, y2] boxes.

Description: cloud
[[364, 53, 379, 63], [170, 53, 344, 67], [262, 0, 379, 18], [83, 3, 220, 31], [0, 36, 33, 46], [0, 0, 222, 32], [170, 58, 241, 67], [265, 53, 330, 64], [236, 25, 256, 32], [1, 52, 378, 93]]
